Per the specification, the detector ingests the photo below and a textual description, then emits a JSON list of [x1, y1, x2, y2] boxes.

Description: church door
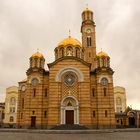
[[31, 116, 36, 128], [129, 117, 135, 127], [66, 110, 74, 124]]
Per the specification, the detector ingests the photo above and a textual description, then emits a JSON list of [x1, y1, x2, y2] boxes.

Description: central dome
[[58, 36, 81, 47]]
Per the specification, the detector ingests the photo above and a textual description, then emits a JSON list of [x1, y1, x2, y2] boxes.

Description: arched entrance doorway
[[127, 111, 136, 127], [61, 96, 79, 125], [129, 117, 135, 126]]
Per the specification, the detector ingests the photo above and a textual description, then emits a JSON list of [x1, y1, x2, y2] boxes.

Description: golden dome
[[31, 51, 44, 58], [83, 7, 92, 12], [58, 36, 81, 47], [97, 51, 109, 57]]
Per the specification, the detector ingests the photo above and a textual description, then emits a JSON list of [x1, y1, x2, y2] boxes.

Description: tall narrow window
[[21, 98, 24, 109], [92, 88, 95, 97], [33, 88, 36, 97], [87, 36, 92, 47], [93, 111, 96, 117], [62, 49, 64, 57], [45, 88, 48, 97], [105, 110, 108, 117], [103, 88, 107, 96], [44, 111, 47, 118]]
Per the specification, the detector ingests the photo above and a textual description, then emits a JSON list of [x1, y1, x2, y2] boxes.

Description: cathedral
[[17, 7, 116, 129]]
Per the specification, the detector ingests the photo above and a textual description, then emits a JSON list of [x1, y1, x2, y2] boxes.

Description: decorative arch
[[61, 95, 79, 106], [55, 66, 84, 82], [60, 95, 79, 124]]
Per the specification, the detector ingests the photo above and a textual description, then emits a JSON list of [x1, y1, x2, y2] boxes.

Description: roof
[[58, 36, 81, 47], [97, 51, 109, 57]]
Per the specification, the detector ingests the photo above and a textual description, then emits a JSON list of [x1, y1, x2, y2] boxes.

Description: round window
[[21, 85, 26, 92], [101, 78, 108, 86], [31, 78, 39, 86]]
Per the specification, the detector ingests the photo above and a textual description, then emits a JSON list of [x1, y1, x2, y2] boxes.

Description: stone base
[[16, 124, 116, 130]]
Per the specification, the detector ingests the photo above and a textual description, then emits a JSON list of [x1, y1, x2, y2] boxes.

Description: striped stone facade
[[17, 8, 116, 129]]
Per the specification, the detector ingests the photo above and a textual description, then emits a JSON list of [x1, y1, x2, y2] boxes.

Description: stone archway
[[129, 117, 135, 126], [60, 96, 79, 125]]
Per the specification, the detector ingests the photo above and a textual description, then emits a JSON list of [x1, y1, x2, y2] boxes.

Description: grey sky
[[0, 0, 140, 109]]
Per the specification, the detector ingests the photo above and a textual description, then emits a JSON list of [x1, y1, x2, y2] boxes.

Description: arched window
[[9, 116, 14, 122], [101, 78, 108, 86], [10, 97, 16, 105], [59, 48, 64, 57], [62, 49, 64, 57], [87, 36, 91, 47], [116, 97, 122, 105], [66, 46, 73, 56], [75, 47, 80, 58], [55, 49, 58, 59]]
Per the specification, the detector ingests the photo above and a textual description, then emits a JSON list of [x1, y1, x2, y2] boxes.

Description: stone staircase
[[50, 124, 89, 130]]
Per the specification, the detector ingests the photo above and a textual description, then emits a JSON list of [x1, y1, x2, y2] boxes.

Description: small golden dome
[[31, 51, 44, 58], [58, 36, 81, 47], [97, 51, 109, 57], [83, 7, 92, 12]]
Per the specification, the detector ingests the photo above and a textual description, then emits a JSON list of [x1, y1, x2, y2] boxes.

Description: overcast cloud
[[0, 0, 140, 109]]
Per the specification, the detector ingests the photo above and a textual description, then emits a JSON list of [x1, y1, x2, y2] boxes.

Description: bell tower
[[81, 7, 96, 70]]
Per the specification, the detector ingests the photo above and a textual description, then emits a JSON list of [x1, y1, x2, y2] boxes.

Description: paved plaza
[[0, 129, 140, 140]]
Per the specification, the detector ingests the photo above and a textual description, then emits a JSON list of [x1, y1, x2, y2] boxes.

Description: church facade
[[17, 8, 116, 129]]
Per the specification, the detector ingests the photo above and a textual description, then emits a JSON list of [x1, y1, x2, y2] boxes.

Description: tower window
[[31, 78, 39, 86], [105, 110, 108, 117], [87, 36, 91, 47], [93, 111, 96, 117], [101, 78, 108, 86], [33, 88, 36, 97], [45, 88, 48, 97], [21, 98, 24, 109], [92, 88, 95, 97], [103, 88, 107, 96], [44, 111, 47, 118]]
